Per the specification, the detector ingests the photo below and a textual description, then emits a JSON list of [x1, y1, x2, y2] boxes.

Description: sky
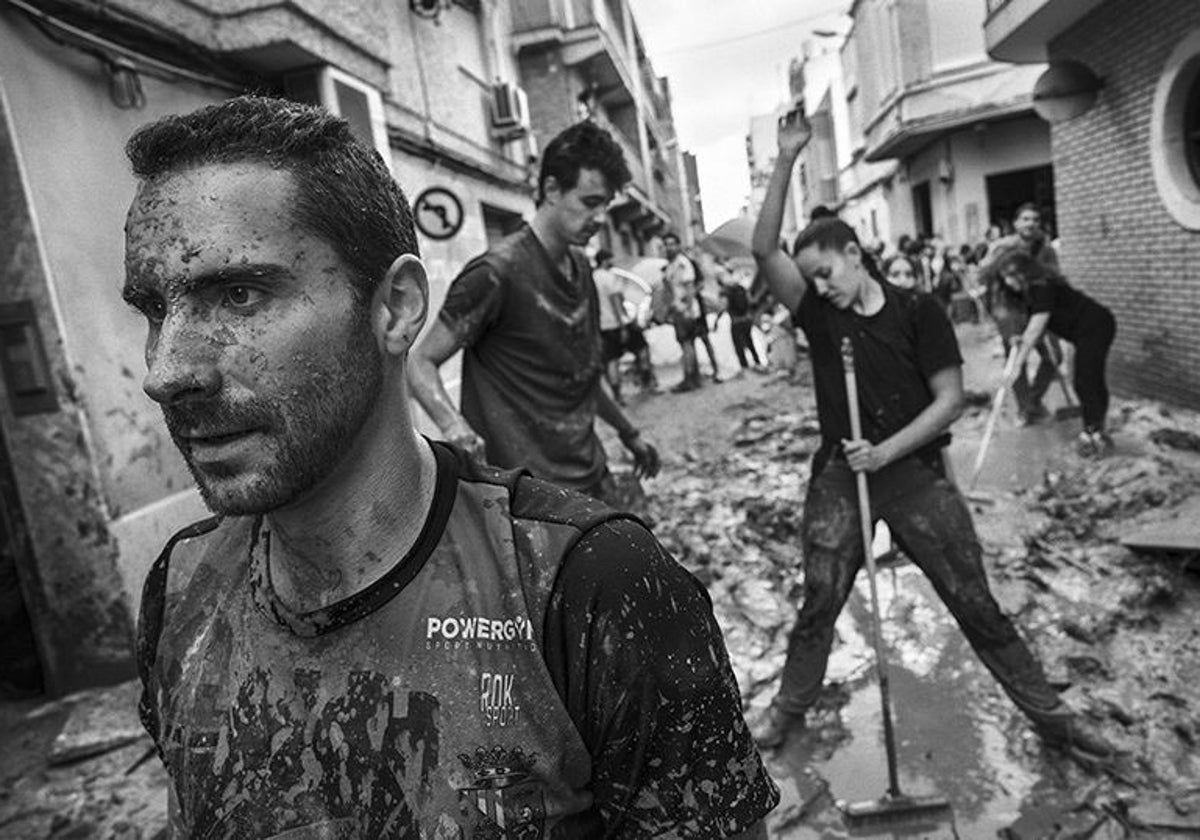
[[628, 0, 850, 229]]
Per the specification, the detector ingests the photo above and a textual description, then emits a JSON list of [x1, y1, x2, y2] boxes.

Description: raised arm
[[751, 107, 812, 313]]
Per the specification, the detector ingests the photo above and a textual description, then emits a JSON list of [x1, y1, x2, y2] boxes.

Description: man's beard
[[163, 324, 384, 516]]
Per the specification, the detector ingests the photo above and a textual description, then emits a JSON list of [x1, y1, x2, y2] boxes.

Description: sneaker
[[1076, 431, 1099, 457], [751, 703, 805, 750], [1076, 430, 1113, 458]]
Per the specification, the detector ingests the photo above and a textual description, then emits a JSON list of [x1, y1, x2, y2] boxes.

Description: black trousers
[[1073, 306, 1116, 433], [730, 317, 760, 368]]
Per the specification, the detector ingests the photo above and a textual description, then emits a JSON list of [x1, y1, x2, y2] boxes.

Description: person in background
[[882, 254, 919, 291], [719, 273, 766, 374], [934, 248, 966, 319], [126, 95, 777, 837], [593, 248, 631, 405], [996, 251, 1117, 457], [748, 105, 1116, 763], [663, 231, 721, 391], [410, 121, 660, 505], [980, 203, 1062, 425]]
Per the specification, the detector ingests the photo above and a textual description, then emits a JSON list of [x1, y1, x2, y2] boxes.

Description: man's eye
[[224, 285, 264, 308], [144, 300, 166, 322]]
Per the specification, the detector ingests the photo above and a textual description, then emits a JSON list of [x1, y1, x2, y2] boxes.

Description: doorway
[[0, 423, 42, 698], [911, 181, 933, 238]]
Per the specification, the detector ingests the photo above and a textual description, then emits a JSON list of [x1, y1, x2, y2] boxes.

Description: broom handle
[[968, 345, 1020, 491], [840, 338, 903, 799]]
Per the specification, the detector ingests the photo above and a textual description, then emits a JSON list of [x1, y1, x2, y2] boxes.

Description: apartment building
[[0, 0, 691, 694], [511, 0, 691, 254]]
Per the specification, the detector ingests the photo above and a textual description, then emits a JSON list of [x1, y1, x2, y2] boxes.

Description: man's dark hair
[[126, 95, 418, 305], [1014, 201, 1040, 219], [809, 204, 836, 221], [537, 121, 631, 203], [662, 231, 681, 245], [594, 248, 613, 265]]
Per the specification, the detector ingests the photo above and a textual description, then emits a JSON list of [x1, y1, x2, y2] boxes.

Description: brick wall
[[1051, 0, 1200, 408]]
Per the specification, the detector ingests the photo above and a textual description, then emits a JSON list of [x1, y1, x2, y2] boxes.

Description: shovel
[[838, 337, 957, 834]]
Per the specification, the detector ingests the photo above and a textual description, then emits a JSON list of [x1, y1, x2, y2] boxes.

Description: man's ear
[[542, 175, 561, 204], [376, 254, 428, 356]]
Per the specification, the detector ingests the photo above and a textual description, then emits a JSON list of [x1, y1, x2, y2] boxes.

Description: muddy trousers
[[774, 456, 1061, 721]]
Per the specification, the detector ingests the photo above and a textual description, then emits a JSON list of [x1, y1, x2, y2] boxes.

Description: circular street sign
[[413, 186, 465, 240]]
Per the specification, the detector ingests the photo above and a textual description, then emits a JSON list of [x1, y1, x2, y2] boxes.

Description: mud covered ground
[[616, 323, 1200, 838], [4, 322, 1200, 838]]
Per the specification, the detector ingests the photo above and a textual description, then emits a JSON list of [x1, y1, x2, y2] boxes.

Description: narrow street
[[4, 318, 1200, 839]]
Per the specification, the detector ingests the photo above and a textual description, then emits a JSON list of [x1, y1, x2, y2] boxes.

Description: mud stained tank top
[[137, 443, 628, 839]]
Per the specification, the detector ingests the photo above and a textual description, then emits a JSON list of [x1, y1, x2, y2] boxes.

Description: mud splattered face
[[123, 162, 383, 515]]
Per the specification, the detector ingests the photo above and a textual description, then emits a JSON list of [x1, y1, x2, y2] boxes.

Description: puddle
[[768, 565, 1053, 838]]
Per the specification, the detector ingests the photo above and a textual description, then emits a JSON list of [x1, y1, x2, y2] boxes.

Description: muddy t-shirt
[[137, 442, 778, 838], [794, 282, 962, 471], [439, 225, 606, 492]]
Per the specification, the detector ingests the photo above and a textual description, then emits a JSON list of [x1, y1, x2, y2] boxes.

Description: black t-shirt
[[794, 282, 962, 469], [1027, 276, 1107, 343]]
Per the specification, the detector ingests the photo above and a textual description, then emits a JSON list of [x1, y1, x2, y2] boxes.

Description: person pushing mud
[[748, 106, 1115, 763]]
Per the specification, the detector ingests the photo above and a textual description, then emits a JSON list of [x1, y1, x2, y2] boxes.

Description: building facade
[[838, 0, 1051, 252], [986, 0, 1200, 408], [0, 0, 691, 694], [511, 0, 691, 253]]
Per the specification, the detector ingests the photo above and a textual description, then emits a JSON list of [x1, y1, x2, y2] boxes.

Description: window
[[1151, 30, 1200, 229], [1186, 75, 1200, 188]]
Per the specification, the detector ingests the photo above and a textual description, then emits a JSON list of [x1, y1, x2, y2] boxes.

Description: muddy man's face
[[123, 162, 384, 515]]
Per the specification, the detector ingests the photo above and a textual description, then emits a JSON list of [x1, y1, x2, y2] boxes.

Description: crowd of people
[[119, 95, 1118, 838]]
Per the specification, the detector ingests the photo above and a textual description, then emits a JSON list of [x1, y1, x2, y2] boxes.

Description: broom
[[838, 337, 957, 832]]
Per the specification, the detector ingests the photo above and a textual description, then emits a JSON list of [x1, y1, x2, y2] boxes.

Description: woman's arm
[[751, 108, 811, 313], [1005, 311, 1052, 387]]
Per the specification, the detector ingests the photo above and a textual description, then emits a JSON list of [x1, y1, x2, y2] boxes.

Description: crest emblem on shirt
[[457, 745, 545, 839]]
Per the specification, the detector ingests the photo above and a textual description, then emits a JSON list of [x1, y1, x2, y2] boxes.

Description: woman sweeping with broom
[[749, 108, 1114, 809]]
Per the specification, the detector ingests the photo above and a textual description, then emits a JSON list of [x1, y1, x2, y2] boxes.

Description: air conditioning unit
[[284, 66, 392, 172], [489, 82, 530, 137]]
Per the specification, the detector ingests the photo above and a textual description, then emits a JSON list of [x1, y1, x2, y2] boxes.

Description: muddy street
[[616, 320, 1200, 838], [4, 320, 1200, 839]]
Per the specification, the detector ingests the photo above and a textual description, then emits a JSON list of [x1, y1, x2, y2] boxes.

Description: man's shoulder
[[459, 225, 535, 278], [456, 453, 637, 537]]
